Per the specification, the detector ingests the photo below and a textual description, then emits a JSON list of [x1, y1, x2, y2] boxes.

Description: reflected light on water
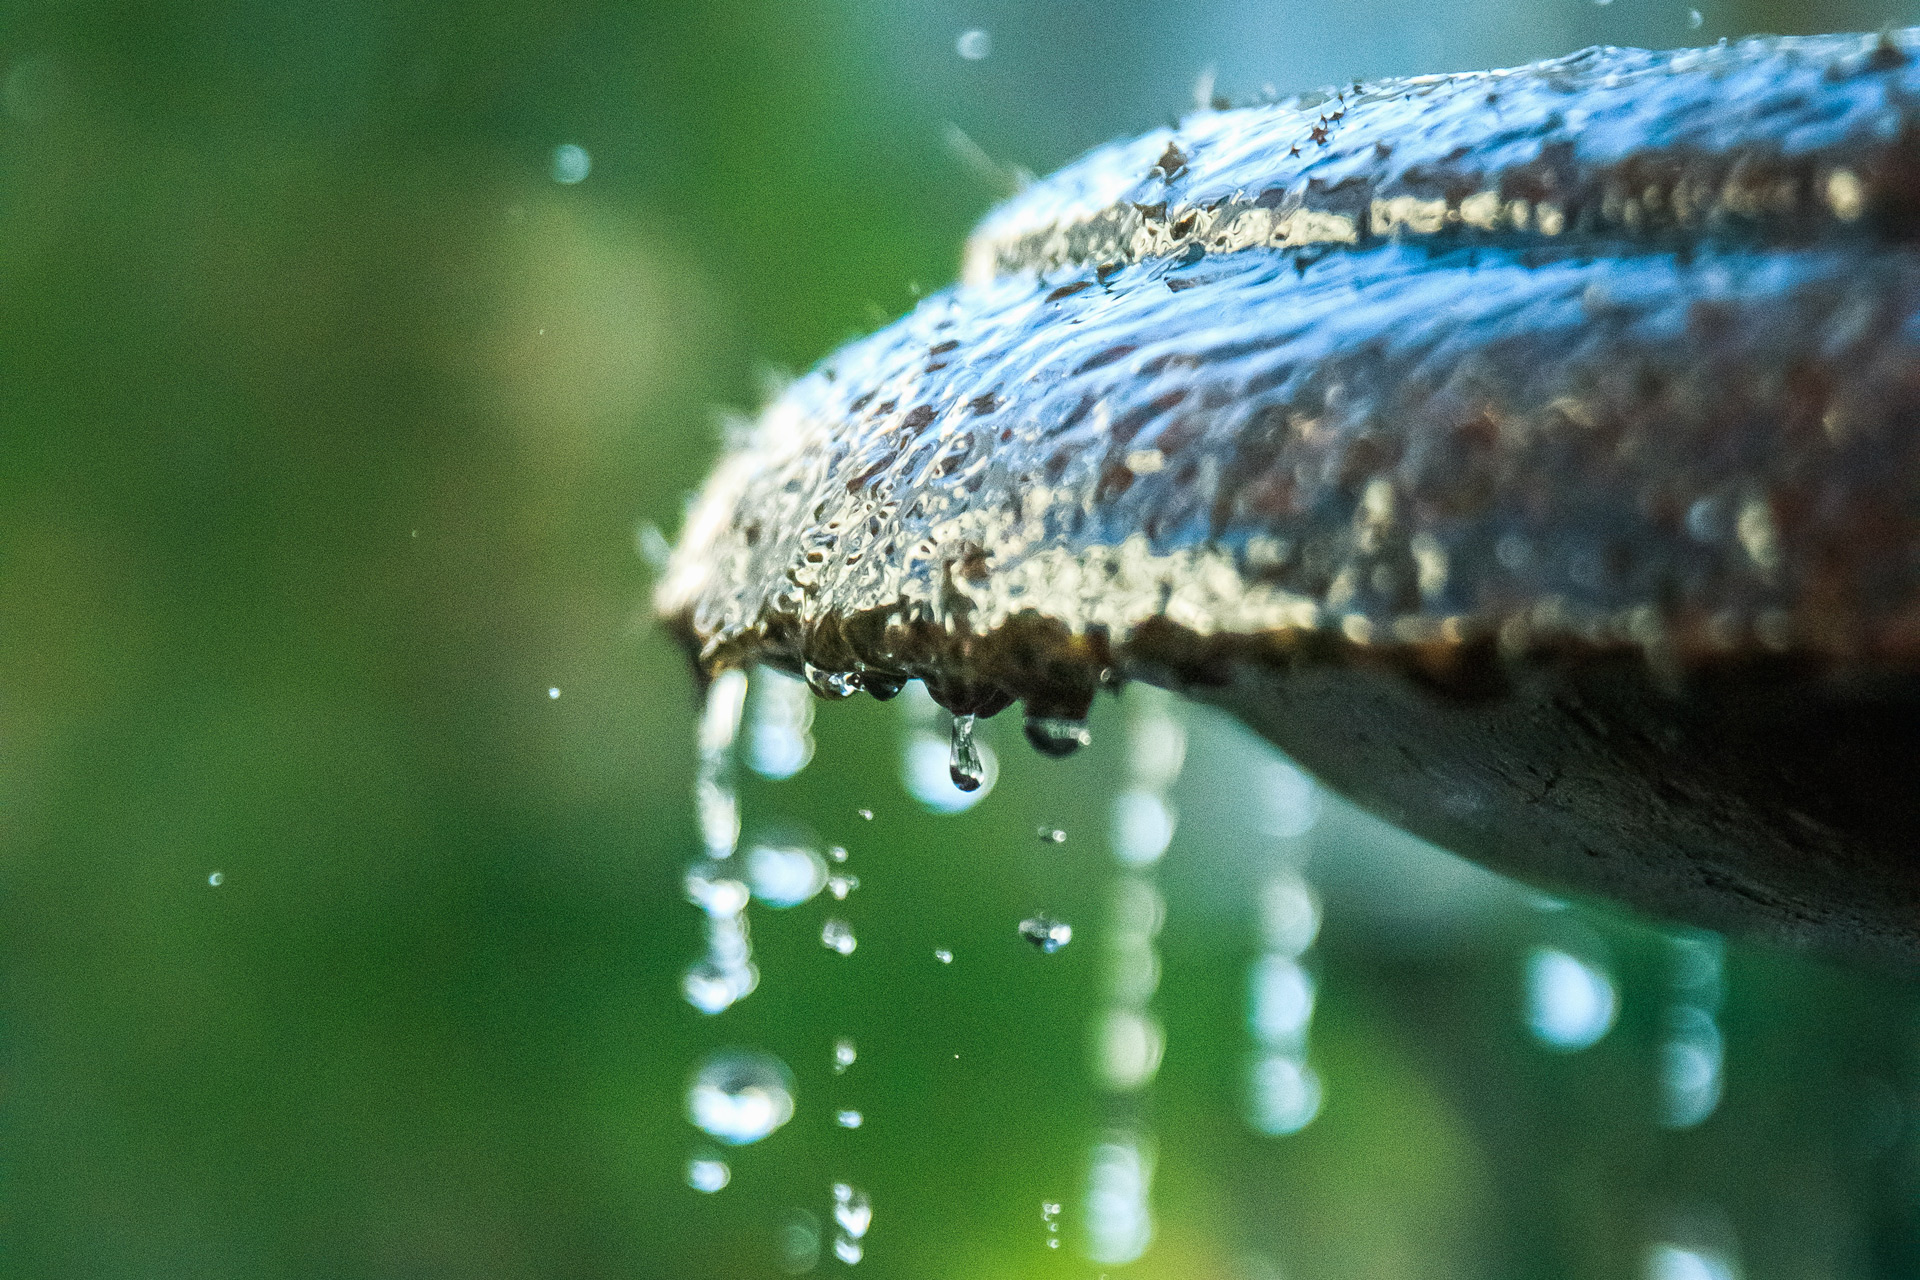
[[1526, 948, 1618, 1051], [1249, 1053, 1324, 1136], [1085, 1137, 1154, 1265], [686, 1157, 731, 1193], [1647, 1243, 1740, 1280], [748, 666, 815, 780]]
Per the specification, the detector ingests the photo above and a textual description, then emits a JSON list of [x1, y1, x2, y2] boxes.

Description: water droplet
[[836, 1109, 863, 1128], [684, 960, 757, 1014], [1024, 715, 1092, 757], [687, 1156, 731, 1193], [822, 919, 858, 955], [934, 948, 953, 964], [745, 843, 829, 907], [827, 874, 859, 900], [949, 714, 985, 791], [828, 844, 849, 863], [955, 28, 991, 59], [1019, 916, 1073, 953], [804, 662, 861, 699], [905, 733, 996, 812], [550, 142, 591, 184], [1688, 7, 1704, 26], [863, 672, 905, 700], [687, 1050, 795, 1145], [833, 1235, 864, 1264], [832, 1038, 857, 1073], [856, 808, 874, 821], [1039, 828, 1066, 844], [833, 1183, 872, 1237], [547, 686, 561, 699], [748, 667, 815, 779]]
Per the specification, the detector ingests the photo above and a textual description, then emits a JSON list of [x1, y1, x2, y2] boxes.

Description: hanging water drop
[[863, 672, 906, 700], [1019, 915, 1074, 953], [949, 714, 985, 791], [1024, 715, 1093, 757], [822, 918, 858, 955], [686, 1050, 795, 1145], [804, 662, 861, 699]]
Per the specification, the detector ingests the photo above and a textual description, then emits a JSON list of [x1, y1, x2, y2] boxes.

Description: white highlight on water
[[1526, 948, 1618, 1050], [686, 1157, 730, 1193], [550, 143, 591, 184]]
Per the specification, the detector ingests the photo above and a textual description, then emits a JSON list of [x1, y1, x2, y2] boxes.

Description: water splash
[[687, 1050, 796, 1145]]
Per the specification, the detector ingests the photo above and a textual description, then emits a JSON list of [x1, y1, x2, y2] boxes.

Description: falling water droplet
[[934, 948, 954, 964], [208, 871, 224, 886], [687, 1156, 731, 1193], [955, 28, 991, 60], [687, 1050, 795, 1145], [949, 714, 985, 791], [827, 874, 859, 900], [822, 919, 858, 955], [1688, 7, 1704, 26], [828, 844, 849, 863], [836, 1109, 864, 1129], [1019, 916, 1074, 953], [856, 808, 874, 821], [833, 1038, 857, 1073], [1024, 715, 1093, 757], [833, 1183, 873, 1237], [547, 686, 561, 699], [1039, 827, 1066, 844]]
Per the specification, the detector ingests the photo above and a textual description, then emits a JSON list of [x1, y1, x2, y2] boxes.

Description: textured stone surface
[[660, 30, 1920, 964]]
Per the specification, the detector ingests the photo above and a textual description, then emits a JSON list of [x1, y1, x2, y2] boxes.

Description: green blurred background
[[7, 0, 1920, 1276]]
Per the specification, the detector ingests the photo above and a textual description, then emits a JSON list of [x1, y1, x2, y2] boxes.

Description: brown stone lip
[[662, 30, 1920, 965]]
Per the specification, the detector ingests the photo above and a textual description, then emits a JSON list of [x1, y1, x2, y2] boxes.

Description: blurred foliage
[[5, 0, 1920, 1277]]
